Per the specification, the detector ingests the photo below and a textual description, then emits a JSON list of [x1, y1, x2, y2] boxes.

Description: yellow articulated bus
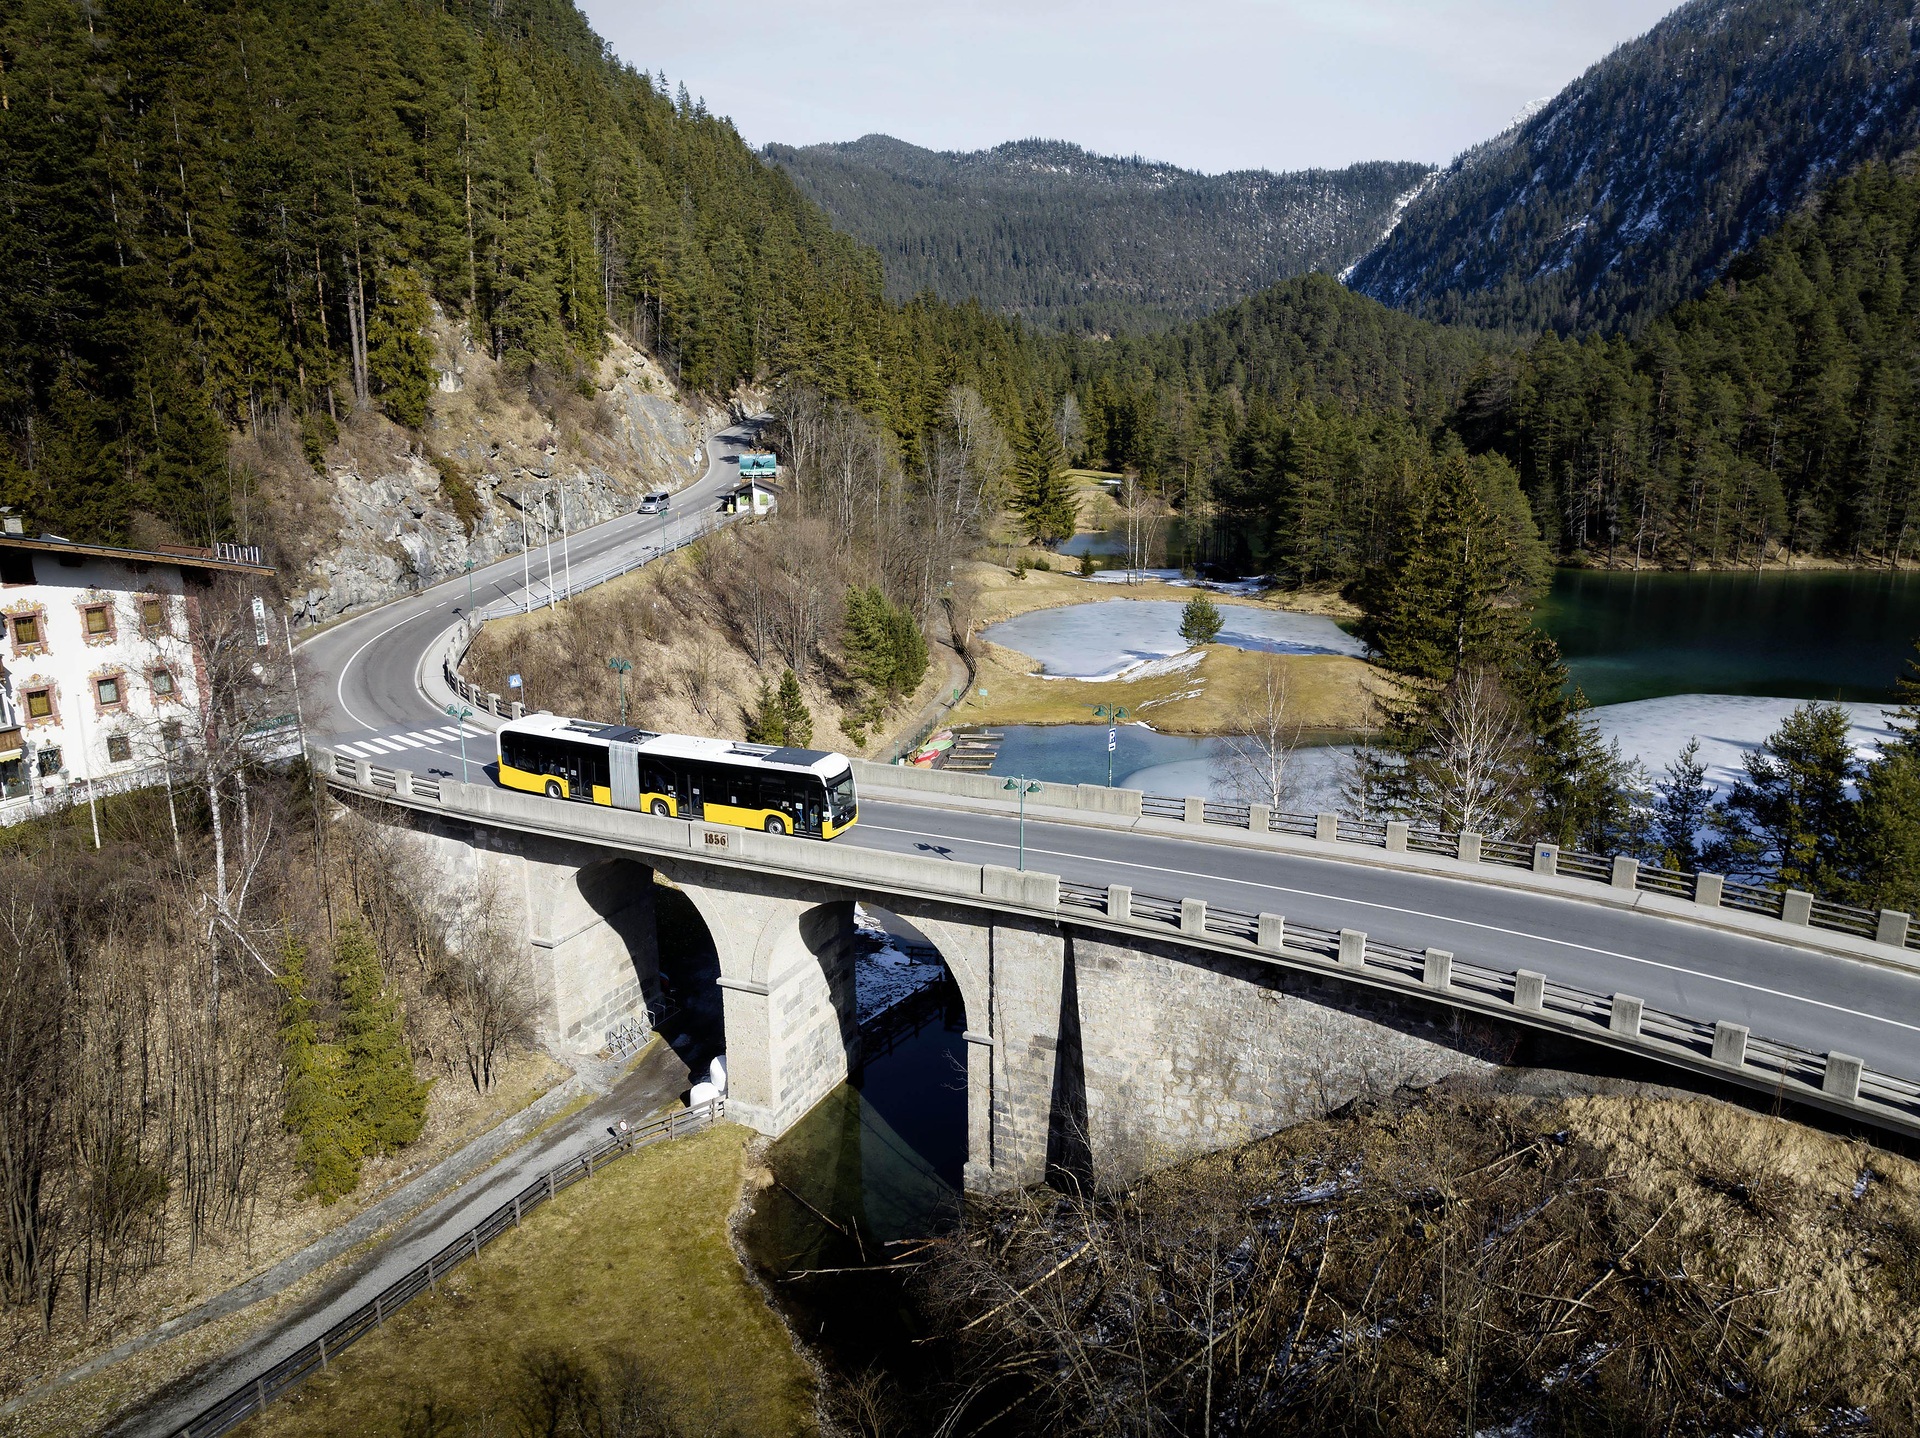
[[495, 713, 858, 840]]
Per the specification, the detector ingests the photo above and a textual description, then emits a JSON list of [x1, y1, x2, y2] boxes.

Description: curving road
[[124, 434, 1919, 1434], [295, 467, 1920, 1091]]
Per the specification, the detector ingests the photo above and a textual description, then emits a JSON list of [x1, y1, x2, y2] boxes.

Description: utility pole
[[446, 702, 475, 783], [559, 482, 574, 602], [520, 493, 532, 614]]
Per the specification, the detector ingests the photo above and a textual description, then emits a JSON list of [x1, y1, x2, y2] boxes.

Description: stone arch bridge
[[315, 746, 1920, 1189]]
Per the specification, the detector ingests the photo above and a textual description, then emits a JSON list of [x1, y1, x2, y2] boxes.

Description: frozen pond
[[983, 697, 1902, 811], [1588, 694, 1897, 793], [979, 598, 1365, 679]]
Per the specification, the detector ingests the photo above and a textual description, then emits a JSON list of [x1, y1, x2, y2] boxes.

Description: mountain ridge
[[1346, 0, 1920, 336], [768, 134, 1432, 333]]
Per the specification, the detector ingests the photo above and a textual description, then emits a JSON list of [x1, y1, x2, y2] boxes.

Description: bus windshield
[[826, 770, 856, 821]]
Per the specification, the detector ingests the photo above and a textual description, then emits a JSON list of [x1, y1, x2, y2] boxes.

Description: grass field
[[247, 1124, 814, 1438]]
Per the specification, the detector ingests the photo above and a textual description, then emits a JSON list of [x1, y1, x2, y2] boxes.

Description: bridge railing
[[169, 1097, 725, 1438], [859, 759, 1919, 960], [315, 746, 1920, 1147], [1052, 876, 1920, 1140]]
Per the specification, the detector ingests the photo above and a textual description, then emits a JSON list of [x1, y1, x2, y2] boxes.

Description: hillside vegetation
[[0, 0, 1044, 546], [769, 134, 1430, 333], [1348, 0, 1920, 337]]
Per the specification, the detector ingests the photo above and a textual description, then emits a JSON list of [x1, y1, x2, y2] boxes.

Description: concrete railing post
[[1457, 831, 1482, 864], [1610, 855, 1638, 890], [1781, 890, 1813, 926], [1248, 803, 1270, 834], [1512, 970, 1545, 1012], [354, 757, 373, 789], [1422, 948, 1453, 990], [1107, 885, 1132, 923], [1608, 994, 1643, 1038], [512, 701, 525, 720], [1533, 843, 1558, 877], [1337, 928, 1367, 969], [1256, 913, 1286, 952], [1695, 872, 1723, 908], [1314, 813, 1339, 842], [1181, 795, 1206, 824], [1877, 909, 1911, 948], [1711, 1021, 1749, 1068], [1180, 898, 1207, 936], [1823, 1052, 1863, 1102], [1384, 820, 1408, 853]]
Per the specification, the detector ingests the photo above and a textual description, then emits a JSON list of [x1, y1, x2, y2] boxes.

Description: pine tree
[[776, 669, 813, 747], [366, 266, 437, 429], [1649, 738, 1714, 870], [1852, 745, 1920, 915], [1178, 594, 1223, 647], [1013, 405, 1079, 544], [746, 677, 784, 744], [333, 923, 430, 1154], [277, 934, 363, 1202], [1706, 703, 1861, 892]]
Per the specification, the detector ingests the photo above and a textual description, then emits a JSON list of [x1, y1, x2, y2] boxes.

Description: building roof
[[0, 534, 275, 577]]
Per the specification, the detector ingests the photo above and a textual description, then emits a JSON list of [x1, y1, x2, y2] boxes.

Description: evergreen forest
[[769, 135, 1431, 334], [0, 0, 1051, 545]]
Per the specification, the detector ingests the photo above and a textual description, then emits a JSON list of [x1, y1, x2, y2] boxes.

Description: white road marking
[[857, 821, 1920, 1039]]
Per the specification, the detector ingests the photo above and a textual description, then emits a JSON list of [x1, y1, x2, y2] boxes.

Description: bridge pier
[[657, 864, 859, 1137]]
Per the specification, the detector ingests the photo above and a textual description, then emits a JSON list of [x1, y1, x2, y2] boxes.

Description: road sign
[[1108, 727, 1117, 752], [508, 674, 522, 689], [251, 595, 269, 647]]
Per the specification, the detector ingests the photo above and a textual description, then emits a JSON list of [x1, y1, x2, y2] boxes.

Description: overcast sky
[[576, 0, 1683, 174]]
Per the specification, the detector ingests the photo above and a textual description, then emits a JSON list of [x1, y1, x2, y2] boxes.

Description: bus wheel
[[545, 780, 564, 799], [764, 815, 788, 836], [650, 799, 671, 817]]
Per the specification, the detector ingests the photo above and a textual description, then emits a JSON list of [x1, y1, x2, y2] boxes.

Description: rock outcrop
[[288, 313, 723, 626]]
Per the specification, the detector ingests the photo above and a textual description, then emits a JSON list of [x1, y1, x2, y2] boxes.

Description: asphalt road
[[293, 468, 1920, 1092], [298, 419, 756, 740]]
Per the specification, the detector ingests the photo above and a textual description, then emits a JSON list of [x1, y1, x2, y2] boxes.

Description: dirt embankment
[[889, 1077, 1920, 1436], [463, 523, 948, 760]]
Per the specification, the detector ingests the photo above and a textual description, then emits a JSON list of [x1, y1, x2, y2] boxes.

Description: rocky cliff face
[[273, 313, 722, 626]]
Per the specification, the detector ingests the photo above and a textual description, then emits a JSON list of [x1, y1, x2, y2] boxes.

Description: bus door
[[800, 783, 824, 836], [565, 749, 589, 799], [679, 763, 706, 820]]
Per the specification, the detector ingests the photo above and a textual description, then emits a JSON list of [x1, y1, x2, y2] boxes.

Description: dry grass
[[245, 1124, 815, 1438], [463, 530, 946, 758], [950, 640, 1378, 735], [895, 1082, 1920, 1436]]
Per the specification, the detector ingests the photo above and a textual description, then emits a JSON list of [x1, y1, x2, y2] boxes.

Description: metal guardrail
[[311, 747, 1920, 1145], [443, 512, 731, 723], [171, 1098, 724, 1438], [1054, 881, 1920, 1135]]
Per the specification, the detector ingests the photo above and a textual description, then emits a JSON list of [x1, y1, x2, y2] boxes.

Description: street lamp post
[[1091, 703, 1130, 787], [1003, 777, 1042, 870], [607, 656, 632, 725], [446, 702, 475, 783], [464, 558, 475, 630]]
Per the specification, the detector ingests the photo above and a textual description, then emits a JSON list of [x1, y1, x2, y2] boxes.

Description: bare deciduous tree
[[1211, 656, 1305, 807], [1408, 664, 1532, 836]]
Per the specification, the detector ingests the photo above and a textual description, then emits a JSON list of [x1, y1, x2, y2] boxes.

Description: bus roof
[[501, 713, 849, 777]]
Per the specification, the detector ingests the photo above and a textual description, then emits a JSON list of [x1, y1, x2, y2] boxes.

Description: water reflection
[[740, 980, 966, 1370]]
